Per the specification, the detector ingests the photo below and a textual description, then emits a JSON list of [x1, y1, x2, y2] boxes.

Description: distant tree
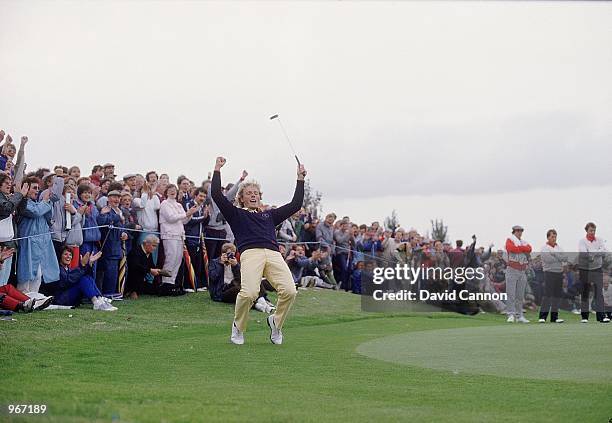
[[430, 219, 448, 242], [384, 210, 400, 232], [302, 179, 322, 218]]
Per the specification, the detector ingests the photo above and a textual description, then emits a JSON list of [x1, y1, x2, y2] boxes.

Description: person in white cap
[[504, 225, 532, 323]]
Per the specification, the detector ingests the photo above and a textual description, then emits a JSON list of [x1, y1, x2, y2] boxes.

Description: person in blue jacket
[[184, 187, 210, 290], [96, 190, 128, 297], [74, 184, 101, 277], [40, 247, 116, 311], [16, 177, 60, 293]]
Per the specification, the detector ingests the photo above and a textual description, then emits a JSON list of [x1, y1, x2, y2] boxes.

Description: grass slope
[[1, 290, 611, 422]]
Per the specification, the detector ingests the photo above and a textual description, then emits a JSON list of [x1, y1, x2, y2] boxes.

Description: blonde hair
[[221, 242, 237, 253], [235, 180, 262, 207]]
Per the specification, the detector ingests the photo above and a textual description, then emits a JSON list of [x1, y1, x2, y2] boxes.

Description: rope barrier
[[6, 221, 401, 265]]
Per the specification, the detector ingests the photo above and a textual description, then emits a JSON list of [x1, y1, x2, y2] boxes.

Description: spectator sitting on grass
[[39, 247, 116, 311], [287, 245, 334, 289]]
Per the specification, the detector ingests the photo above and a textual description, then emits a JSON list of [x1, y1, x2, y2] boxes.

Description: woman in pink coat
[[159, 185, 198, 293]]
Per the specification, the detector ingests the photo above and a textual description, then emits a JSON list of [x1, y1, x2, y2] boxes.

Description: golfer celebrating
[[211, 156, 305, 345]]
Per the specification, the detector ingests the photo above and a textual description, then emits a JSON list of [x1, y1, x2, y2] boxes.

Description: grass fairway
[[1, 289, 611, 422]]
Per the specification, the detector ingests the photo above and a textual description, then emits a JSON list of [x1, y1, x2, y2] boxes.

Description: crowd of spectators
[[0, 129, 609, 321]]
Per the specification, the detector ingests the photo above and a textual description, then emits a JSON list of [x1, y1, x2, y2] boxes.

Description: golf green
[[357, 323, 612, 382]]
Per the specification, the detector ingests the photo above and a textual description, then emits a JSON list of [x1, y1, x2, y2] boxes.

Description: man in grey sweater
[[205, 170, 246, 259], [316, 213, 336, 251]]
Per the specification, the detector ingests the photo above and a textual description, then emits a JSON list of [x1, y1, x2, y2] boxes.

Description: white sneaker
[[196, 288, 208, 292], [230, 321, 244, 345], [33, 296, 53, 311], [517, 316, 530, 323], [571, 308, 581, 315], [602, 317, 610, 323], [581, 319, 589, 323], [22, 298, 36, 313], [554, 319, 565, 323], [94, 301, 118, 311], [267, 315, 283, 345], [506, 315, 515, 323], [538, 318, 546, 323], [183, 289, 195, 293]]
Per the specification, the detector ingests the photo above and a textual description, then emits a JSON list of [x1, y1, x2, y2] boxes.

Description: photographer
[[208, 243, 275, 312], [208, 243, 241, 303]]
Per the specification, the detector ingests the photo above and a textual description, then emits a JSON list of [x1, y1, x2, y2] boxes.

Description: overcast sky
[[1, 1, 610, 246]]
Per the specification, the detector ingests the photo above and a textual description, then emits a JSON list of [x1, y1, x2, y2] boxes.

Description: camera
[[226, 252, 235, 260]]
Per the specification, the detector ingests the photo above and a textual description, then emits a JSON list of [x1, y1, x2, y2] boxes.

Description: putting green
[[357, 323, 612, 382]]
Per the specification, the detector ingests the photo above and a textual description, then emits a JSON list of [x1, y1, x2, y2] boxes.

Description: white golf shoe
[[267, 315, 283, 345], [230, 321, 244, 345]]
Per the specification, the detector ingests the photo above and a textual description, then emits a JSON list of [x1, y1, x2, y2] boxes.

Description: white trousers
[[162, 239, 183, 285], [17, 264, 42, 294]]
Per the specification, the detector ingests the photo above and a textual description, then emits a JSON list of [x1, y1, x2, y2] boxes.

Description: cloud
[[317, 111, 611, 199]]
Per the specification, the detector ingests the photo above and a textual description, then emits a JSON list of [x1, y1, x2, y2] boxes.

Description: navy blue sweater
[[211, 170, 304, 254]]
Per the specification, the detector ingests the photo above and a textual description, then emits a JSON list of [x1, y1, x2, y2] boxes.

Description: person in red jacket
[[504, 225, 532, 323]]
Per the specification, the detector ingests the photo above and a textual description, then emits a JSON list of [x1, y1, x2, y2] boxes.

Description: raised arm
[[14, 136, 27, 188], [271, 164, 306, 225], [226, 170, 247, 202], [211, 157, 237, 222]]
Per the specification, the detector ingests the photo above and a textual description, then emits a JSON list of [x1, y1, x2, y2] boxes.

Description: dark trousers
[[54, 275, 101, 306], [539, 271, 563, 321], [220, 280, 270, 304], [99, 257, 120, 296], [579, 268, 605, 321], [204, 228, 226, 260], [187, 244, 206, 289], [333, 253, 351, 291]]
